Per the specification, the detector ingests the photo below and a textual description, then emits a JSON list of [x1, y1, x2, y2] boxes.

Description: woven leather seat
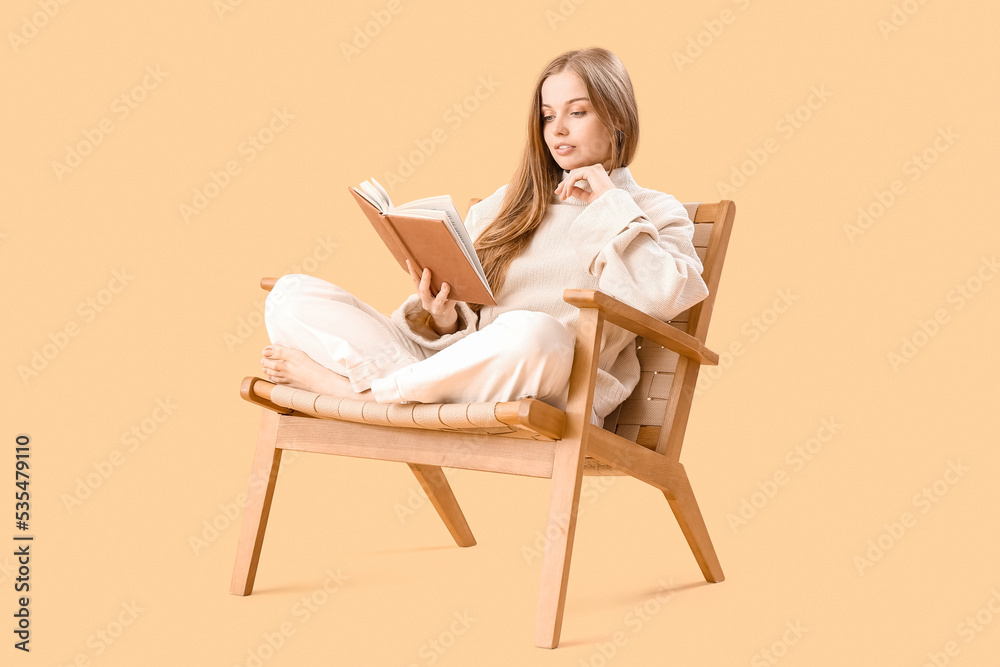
[[244, 377, 567, 440]]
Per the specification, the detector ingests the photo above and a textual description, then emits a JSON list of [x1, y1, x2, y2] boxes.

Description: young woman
[[259, 47, 709, 429]]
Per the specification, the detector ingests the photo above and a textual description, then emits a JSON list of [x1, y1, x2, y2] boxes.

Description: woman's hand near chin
[[554, 163, 616, 203]]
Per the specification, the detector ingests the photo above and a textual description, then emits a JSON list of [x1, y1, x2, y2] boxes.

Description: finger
[[437, 282, 450, 300], [422, 268, 439, 299], [406, 259, 420, 283]]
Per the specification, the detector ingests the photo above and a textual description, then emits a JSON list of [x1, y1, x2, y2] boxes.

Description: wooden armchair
[[230, 198, 736, 649]]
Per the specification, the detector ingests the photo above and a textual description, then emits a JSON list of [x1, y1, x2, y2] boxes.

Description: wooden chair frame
[[229, 198, 736, 649]]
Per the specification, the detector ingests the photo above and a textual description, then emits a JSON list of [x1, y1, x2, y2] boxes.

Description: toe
[[263, 344, 288, 359], [278, 346, 305, 363]]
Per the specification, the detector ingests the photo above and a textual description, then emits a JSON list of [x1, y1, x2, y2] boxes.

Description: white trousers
[[263, 274, 586, 419]]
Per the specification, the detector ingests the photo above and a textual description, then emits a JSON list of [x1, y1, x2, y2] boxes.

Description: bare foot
[[260, 344, 377, 401]]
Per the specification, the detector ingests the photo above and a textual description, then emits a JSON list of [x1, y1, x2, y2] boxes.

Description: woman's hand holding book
[[407, 259, 460, 336]]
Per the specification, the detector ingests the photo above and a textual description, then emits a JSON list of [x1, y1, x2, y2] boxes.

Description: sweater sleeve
[[567, 187, 709, 323], [388, 193, 497, 352], [390, 295, 479, 352]]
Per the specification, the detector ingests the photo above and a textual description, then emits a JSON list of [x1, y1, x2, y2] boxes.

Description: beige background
[[4, 0, 999, 664]]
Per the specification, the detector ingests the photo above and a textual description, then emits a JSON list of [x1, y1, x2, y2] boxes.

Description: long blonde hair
[[469, 47, 640, 315]]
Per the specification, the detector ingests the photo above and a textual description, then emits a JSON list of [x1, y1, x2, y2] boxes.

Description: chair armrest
[[563, 289, 719, 365], [261, 277, 278, 292]]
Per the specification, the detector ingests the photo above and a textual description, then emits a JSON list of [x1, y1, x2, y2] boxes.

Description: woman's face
[[540, 70, 614, 172]]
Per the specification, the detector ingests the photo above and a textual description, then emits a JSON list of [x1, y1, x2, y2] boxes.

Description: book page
[[370, 177, 394, 210], [351, 185, 382, 211], [358, 180, 389, 212], [447, 210, 490, 291]]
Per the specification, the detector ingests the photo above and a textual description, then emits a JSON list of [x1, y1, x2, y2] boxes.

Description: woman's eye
[[542, 111, 585, 122]]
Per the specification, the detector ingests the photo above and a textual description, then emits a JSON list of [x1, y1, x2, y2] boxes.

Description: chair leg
[[664, 468, 724, 583], [407, 463, 476, 547], [230, 409, 283, 596], [534, 434, 587, 649]]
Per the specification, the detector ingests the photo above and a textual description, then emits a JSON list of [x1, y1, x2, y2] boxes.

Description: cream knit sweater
[[389, 166, 709, 428]]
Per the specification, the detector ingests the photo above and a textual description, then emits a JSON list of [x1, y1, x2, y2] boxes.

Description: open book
[[348, 177, 496, 306]]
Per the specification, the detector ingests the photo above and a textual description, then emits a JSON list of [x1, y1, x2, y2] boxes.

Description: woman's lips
[[555, 145, 575, 155]]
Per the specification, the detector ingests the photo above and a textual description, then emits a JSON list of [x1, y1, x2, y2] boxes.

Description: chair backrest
[[599, 201, 735, 460]]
